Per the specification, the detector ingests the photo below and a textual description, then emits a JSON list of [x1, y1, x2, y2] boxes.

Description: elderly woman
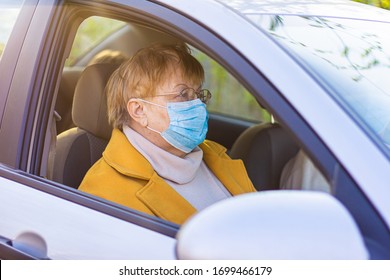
[[79, 43, 255, 225]]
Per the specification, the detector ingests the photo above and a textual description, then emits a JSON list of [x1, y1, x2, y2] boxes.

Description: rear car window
[[66, 16, 126, 66]]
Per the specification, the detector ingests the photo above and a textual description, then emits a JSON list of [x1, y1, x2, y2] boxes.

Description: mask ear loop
[[146, 126, 162, 134], [132, 98, 166, 134]]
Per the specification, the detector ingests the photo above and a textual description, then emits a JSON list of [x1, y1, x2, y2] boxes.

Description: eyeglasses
[[153, 88, 212, 104]]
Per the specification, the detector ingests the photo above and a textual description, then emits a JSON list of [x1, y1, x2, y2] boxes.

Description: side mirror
[[176, 191, 368, 259]]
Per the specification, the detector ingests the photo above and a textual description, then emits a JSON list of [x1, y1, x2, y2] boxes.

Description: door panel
[[0, 174, 176, 259]]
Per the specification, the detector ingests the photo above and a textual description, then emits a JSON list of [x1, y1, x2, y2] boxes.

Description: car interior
[[50, 17, 322, 194]]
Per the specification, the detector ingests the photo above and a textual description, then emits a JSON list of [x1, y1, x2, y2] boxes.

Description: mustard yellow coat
[[79, 129, 256, 225]]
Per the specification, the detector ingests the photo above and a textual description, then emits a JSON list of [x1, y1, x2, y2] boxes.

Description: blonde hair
[[106, 42, 205, 129]]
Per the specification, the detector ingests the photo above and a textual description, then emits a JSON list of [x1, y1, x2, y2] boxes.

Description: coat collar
[[103, 129, 154, 180], [199, 141, 255, 196], [103, 129, 196, 224], [103, 129, 254, 224]]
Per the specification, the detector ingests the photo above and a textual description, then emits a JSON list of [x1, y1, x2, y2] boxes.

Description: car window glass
[[252, 15, 390, 152], [192, 48, 270, 123], [0, 0, 24, 62], [66, 16, 126, 66]]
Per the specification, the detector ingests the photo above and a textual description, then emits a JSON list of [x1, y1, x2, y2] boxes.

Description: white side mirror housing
[[177, 191, 368, 259]]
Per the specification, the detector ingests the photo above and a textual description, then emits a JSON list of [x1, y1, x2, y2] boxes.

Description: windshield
[[0, 0, 24, 61], [250, 14, 390, 150]]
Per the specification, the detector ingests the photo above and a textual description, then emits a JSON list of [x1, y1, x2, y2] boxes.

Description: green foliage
[[353, 0, 390, 9]]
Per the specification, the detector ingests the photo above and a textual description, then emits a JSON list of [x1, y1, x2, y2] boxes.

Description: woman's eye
[[177, 90, 189, 99], [171, 94, 184, 102]]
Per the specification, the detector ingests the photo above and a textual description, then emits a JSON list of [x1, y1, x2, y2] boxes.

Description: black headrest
[[72, 63, 120, 140]]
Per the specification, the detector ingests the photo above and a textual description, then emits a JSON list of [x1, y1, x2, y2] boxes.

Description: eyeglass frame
[[149, 87, 212, 104]]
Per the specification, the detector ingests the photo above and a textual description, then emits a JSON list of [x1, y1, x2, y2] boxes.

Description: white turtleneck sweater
[[123, 126, 231, 211]]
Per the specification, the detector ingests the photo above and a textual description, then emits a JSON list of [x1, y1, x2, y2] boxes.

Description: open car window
[[65, 16, 269, 123], [54, 14, 330, 197]]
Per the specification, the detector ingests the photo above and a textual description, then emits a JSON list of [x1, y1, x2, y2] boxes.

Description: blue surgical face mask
[[139, 99, 209, 153]]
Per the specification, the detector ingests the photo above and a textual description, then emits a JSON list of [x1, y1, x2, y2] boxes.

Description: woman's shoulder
[[79, 156, 146, 196], [78, 158, 112, 188]]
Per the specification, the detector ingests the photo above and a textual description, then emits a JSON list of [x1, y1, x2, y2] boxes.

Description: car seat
[[229, 123, 299, 191], [55, 67, 84, 134], [52, 63, 119, 188]]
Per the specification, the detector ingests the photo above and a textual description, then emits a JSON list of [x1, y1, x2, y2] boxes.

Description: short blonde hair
[[106, 42, 205, 129]]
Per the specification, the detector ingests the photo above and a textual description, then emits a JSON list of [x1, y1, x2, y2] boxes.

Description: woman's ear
[[127, 99, 148, 127]]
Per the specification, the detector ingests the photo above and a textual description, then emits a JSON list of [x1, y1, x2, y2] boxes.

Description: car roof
[[203, 0, 390, 23]]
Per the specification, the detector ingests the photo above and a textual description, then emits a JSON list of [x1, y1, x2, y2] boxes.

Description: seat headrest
[[72, 63, 120, 140], [56, 67, 83, 134]]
